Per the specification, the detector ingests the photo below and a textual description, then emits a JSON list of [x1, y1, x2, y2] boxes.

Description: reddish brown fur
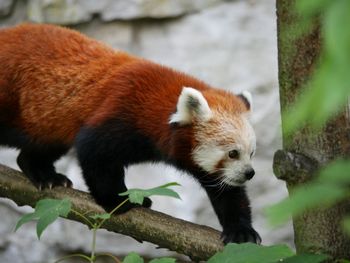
[[0, 23, 247, 153]]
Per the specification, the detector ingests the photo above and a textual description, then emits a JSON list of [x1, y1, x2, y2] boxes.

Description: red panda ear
[[169, 87, 212, 125], [237, 91, 253, 112]]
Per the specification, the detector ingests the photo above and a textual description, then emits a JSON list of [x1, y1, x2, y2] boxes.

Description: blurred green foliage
[[207, 243, 294, 263], [123, 252, 175, 263], [267, 160, 350, 225], [283, 0, 350, 132], [207, 243, 328, 263]]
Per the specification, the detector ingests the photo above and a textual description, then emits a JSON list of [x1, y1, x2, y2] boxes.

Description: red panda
[[0, 24, 260, 244]]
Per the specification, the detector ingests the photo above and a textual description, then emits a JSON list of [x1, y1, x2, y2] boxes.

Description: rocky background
[[0, 0, 293, 262]]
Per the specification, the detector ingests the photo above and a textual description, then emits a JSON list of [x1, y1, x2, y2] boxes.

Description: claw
[[256, 233, 262, 245], [132, 237, 144, 243], [66, 180, 73, 188], [222, 224, 261, 244], [30, 173, 73, 190]]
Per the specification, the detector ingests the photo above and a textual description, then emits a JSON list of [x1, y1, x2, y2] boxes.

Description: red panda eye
[[228, 150, 240, 159], [250, 151, 254, 158]]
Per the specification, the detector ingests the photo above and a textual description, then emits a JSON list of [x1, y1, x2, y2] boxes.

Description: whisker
[[198, 169, 238, 199]]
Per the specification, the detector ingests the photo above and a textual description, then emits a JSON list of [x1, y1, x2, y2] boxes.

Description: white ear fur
[[169, 87, 212, 125], [240, 91, 253, 112]]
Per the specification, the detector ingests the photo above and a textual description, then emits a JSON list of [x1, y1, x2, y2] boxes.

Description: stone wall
[[0, 0, 293, 262]]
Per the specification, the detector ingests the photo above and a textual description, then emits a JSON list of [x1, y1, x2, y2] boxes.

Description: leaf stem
[[90, 225, 98, 262], [97, 198, 129, 228], [71, 209, 94, 228]]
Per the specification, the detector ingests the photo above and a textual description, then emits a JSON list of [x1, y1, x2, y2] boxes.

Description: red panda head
[[169, 87, 256, 186]]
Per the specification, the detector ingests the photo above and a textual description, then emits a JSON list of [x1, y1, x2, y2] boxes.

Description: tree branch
[[273, 149, 320, 184], [0, 164, 223, 261]]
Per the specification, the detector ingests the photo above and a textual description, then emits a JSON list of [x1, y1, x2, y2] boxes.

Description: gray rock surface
[[0, 0, 13, 17], [101, 0, 223, 21], [27, 0, 224, 25], [27, 0, 93, 25], [0, 0, 294, 262]]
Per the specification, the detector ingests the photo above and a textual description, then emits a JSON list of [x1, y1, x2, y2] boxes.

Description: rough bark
[[275, 0, 350, 259], [0, 164, 223, 261]]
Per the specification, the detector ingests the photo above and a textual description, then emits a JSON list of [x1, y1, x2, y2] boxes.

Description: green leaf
[[342, 217, 350, 235], [129, 190, 145, 205], [37, 198, 72, 218], [37, 211, 60, 238], [146, 187, 181, 200], [295, 0, 333, 17], [208, 243, 294, 263], [119, 182, 181, 205], [266, 183, 347, 226], [149, 258, 176, 263], [123, 252, 144, 263], [318, 160, 350, 185], [324, 0, 350, 64], [282, 253, 329, 263], [155, 182, 181, 188], [15, 198, 72, 239], [89, 213, 111, 220], [267, 159, 350, 226], [15, 212, 39, 232]]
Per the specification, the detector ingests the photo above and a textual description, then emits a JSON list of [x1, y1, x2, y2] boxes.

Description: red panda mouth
[[223, 176, 247, 186], [200, 170, 248, 187], [210, 170, 248, 186]]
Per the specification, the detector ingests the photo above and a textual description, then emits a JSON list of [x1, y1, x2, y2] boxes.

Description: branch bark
[[0, 163, 223, 261]]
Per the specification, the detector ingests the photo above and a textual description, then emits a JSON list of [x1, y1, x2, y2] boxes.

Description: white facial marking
[[169, 87, 212, 125], [192, 144, 225, 172], [192, 111, 256, 186]]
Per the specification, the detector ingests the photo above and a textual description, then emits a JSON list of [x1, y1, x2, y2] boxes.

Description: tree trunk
[[274, 0, 350, 259]]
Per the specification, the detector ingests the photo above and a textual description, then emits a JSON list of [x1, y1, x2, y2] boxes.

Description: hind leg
[[0, 122, 72, 189], [17, 146, 72, 190], [0, 123, 29, 148]]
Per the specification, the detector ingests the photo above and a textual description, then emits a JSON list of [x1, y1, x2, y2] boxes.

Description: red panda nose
[[245, 169, 255, 180]]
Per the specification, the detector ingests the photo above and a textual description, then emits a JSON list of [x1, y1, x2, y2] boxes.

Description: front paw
[[221, 224, 261, 245], [141, 197, 152, 208]]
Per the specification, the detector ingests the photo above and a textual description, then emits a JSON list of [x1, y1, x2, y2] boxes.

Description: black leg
[[202, 182, 261, 244], [0, 123, 30, 148], [16, 146, 72, 190], [75, 127, 152, 213], [79, 157, 130, 212]]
